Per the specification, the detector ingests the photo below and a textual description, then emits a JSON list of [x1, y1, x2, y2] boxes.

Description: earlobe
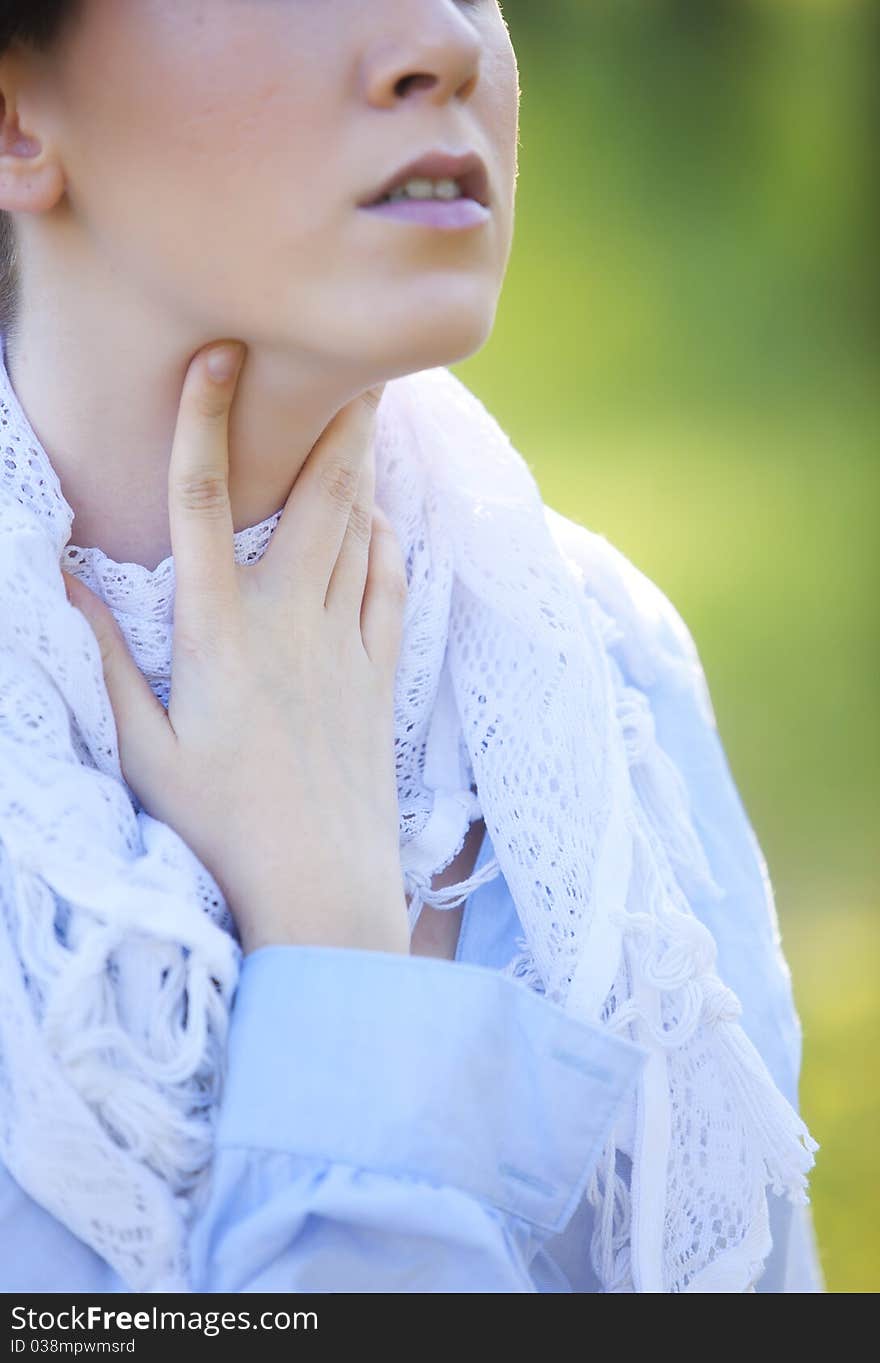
[[0, 94, 65, 214]]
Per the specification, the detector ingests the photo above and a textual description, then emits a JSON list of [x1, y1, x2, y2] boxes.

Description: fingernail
[[206, 343, 244, 384]]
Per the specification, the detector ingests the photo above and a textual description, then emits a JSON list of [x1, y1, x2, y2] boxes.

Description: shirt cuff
[[215, 945, 649, 1236]]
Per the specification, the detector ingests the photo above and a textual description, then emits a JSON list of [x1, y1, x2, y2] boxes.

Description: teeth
[[380, 177, 463, 204], [432, 178, 463, 200]]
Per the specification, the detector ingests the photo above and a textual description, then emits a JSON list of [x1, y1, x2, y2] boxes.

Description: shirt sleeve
[[187, 944, 649, 1292]]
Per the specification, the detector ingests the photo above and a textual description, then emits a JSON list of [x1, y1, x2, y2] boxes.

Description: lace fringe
[[499, 934, 547, 995], [404, 854, 502, 935], [584, 1128, 635, 1292], [614, 830, 819, 1193], [613, 669, 725, 904], [494, 661, 819, 1291]]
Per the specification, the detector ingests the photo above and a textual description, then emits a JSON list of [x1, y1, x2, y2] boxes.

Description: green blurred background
[[452, 0, 878, 1293]]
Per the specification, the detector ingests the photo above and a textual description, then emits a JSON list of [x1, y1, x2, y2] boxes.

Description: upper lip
[[359, 149, 491, 208]]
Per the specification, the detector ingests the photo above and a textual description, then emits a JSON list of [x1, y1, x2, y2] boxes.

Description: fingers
[[323, 422, 376, 617], [360, 503, 408, 672], [62, 569, 175, 810], [168, 342, 245, 651], [256, 386, 383, 602]]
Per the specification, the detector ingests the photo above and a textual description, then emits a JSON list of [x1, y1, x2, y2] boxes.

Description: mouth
[[358, 149, 491, 209]]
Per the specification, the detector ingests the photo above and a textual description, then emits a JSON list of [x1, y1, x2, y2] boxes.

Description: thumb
[[61, 568, 174, 801]]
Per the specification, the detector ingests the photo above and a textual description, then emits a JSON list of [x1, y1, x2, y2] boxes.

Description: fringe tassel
[[499, 933, 547, 996], [711, 1015, 820, 1204], [501, 817, 817, 1287], [404, 854, 502, 935], [628, 836, 819, 1206], [613, 672, 725, 904], [584, 1127, 634, 1292]]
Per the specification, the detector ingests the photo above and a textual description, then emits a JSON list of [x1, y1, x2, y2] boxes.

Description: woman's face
[[32, 0, 520, 375]]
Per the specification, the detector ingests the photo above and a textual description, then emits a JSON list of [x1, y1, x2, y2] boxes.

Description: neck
[[4, 304, 373, 573]]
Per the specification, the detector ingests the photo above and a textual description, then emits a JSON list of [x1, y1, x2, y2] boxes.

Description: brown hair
[[0, 0, 81, 340]]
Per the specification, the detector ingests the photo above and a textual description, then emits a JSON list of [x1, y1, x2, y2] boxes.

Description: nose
[[362, 4, 482, 108]]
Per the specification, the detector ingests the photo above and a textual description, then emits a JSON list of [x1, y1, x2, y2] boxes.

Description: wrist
[[240, 925, 411, 956], [237, 887, 411, 958]]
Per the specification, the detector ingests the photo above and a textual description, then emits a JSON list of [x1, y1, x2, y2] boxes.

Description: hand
[[62, 341, 411, 957]]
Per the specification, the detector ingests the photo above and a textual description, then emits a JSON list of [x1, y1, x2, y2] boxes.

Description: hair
[[0, 0, 81, 341]]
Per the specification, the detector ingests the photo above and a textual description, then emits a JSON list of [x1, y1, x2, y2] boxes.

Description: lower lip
[[358, 197, 491, 231]]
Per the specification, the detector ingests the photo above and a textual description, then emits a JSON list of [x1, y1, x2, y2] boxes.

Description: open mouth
[[360, 150, 491, 209], [373, 177, 470, 205]]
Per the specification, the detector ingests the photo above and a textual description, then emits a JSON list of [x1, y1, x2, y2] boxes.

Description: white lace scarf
[[0, 334, 818, 1292]]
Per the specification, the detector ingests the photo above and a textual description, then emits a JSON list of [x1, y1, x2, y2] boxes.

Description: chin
[[374, 298, 500, 376]]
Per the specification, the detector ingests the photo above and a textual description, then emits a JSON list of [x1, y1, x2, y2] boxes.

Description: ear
[[0, 69, 65, 215]]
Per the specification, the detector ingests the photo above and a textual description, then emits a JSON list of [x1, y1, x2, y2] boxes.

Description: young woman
[[0, 1, 823, 1292]]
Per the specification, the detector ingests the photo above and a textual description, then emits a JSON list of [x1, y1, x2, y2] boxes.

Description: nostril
[[394, 73, 436, 97]]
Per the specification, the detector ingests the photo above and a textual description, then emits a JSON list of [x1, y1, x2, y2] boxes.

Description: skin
[[0, 0, 518, 954], [0, 0, 519, 570]]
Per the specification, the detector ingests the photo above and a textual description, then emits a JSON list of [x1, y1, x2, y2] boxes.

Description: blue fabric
[[0, 617, 815, 1293]]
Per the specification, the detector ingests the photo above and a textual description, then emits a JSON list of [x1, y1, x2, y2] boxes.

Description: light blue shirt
[[0, 588, 824, 1293]]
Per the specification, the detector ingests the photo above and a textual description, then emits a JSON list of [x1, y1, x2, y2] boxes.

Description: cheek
[[64, 110, 311, 308], [56, 5, 333, 291], [483, 36, 520, 165]]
